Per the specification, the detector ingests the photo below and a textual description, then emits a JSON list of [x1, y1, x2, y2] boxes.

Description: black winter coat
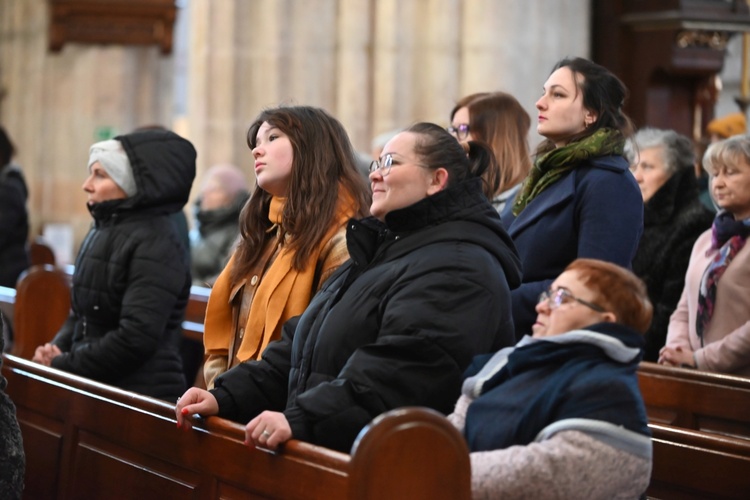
[[0, 164, 29, 288], [212, 178, 522, 452], [51, 130, 196, 401], [632, 168, 714, 361]]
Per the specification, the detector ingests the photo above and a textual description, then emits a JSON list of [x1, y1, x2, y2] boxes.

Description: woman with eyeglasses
[[448, 258, 653, 499], [176, 122, 522, 453], [501, 57, 643, 339], [448, 92, 533, 213], [199, 106, 370, 389], [659, 135, 750, 375]]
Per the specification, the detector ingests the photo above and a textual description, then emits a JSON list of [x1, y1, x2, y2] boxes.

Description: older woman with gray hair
[[659, 135, 750, 375], [625, 127, 713, 361]]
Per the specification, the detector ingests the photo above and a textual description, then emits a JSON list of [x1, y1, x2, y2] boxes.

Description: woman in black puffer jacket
[[32, 129, 196, 401], [177, 123, 522, 453]]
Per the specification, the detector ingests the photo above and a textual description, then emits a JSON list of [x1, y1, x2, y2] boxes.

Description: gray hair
[[703, 134, 750, 175], [624, 127, 695, 175]]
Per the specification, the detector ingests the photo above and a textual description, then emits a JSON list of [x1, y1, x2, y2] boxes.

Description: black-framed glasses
[[369, 154, 396, 176], [447, 124, 470, 141], [538, 288, 606, 313]]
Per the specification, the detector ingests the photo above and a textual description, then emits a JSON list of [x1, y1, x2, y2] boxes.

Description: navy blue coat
[[501, 155, 643, 337]]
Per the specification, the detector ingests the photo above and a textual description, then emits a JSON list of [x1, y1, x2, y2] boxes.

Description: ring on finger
[[261, 430, 271, 439]]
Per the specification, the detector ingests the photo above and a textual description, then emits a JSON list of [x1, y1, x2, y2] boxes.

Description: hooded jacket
[[451, 323, 652, 499], [51, 130, 196, 401], [0, 164, 30, 288], [211, 177, 522, 452]]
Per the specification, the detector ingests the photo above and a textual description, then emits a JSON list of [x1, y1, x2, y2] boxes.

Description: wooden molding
[[48, 0, 177, 54]]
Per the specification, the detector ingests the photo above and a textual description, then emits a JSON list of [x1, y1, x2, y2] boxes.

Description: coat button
[[250, 275, 259, 286]]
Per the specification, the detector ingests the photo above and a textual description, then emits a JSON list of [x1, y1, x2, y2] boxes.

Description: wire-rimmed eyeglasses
[[447, 124, 470, 141], [538, 288, 606, 313], [369, 154, 396, 176]]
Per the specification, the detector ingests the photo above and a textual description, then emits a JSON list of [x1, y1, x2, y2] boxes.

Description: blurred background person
[[449, 92, 533, 213], [659, 134, 750, 375], [0, 126, 30, 288], [706, 112, 746, 144], [625, 128, 714, 361], [190, 163, 249, 287]]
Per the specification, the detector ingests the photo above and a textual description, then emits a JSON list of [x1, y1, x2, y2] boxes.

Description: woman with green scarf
[[501, 57, 643, 339]]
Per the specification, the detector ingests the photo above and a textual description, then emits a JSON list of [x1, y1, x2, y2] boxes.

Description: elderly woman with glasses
[[448, 258, 653, 499], [176, 122, 522, 453]]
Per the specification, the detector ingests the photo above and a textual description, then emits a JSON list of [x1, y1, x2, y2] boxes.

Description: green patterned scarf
[[512, 128, 625, 216]]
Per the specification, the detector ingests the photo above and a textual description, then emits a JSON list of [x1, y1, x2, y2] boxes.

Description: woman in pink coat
[[659, 134, 750, 375]]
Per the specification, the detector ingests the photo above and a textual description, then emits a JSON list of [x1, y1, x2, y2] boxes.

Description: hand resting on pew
[[657, 344, 696, 368], [31, 342, 61, 366], [175, 387, 218, 431]]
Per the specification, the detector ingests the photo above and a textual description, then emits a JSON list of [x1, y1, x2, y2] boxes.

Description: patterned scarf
[[696, 211, 750, 340], [512, 128, 625, 215]]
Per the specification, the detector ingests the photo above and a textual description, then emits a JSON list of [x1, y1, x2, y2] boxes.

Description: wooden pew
[[1, 353, 471, 499], [638, 361, 750, 440], [11, 264, 71, 359], [5, 351, 750, 500], [185, 285, 210, 325], [29, 237, 56, 266], [648, 423, 750, 499]]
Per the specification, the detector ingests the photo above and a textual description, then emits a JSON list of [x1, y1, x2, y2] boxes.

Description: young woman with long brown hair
[[201, 105, 370, 388]]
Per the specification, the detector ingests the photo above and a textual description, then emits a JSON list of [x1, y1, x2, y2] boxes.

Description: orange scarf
[[203, 190, 356, 361]]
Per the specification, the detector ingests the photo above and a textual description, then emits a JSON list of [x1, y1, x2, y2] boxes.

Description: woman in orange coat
[[201, 106, 370, 388]]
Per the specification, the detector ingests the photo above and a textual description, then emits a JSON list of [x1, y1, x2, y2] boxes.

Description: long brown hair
[[231, 106, 370, 282], [450, 92, 532, 197]]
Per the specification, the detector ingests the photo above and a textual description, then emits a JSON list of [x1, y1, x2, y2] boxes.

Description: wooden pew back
[[11, 264, 71, 359], [638, 361, 750, 440], [648, 423, 750, 499], [29, 237, 56, 266], [1, 354, 470, 499]]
